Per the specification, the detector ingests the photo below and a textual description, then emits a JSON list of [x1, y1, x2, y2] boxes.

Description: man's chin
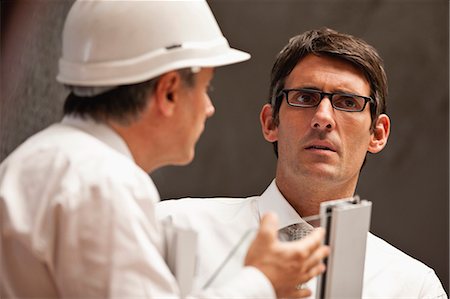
[[301, 163, 337, 180], [171, 150, 195, 166]]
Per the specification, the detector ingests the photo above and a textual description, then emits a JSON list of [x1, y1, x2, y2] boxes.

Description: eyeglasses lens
[[286, 90, 366, 112]]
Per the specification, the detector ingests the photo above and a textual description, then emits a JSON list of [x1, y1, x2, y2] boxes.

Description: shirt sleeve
[[47, 173, 275, 298], [49, 173, 179, 298]]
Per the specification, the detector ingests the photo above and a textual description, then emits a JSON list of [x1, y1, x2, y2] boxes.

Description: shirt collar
[[257, 179, 310, 230], [61, 115, 134, 161]]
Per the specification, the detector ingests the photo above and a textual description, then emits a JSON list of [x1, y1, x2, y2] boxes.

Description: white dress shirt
[[0, 116, 274, 298], [157, 180, 448, 299]]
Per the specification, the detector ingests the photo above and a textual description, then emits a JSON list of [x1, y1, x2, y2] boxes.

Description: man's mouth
[[305, 145, 336, 152]]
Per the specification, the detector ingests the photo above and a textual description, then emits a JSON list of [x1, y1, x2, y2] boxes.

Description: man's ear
[[260, 104, 278, 142], [368, 114, 390, 154], [153, 71, 182, 117]]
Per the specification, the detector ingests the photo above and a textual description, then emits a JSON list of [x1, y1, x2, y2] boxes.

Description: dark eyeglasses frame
[[278, 88, 376, 112]]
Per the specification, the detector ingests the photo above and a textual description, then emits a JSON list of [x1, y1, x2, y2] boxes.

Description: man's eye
[[334, 96, 362, 110], [293, 92, 316, 104], [344, 99, 356, 107], [299, 94, 314, 103]]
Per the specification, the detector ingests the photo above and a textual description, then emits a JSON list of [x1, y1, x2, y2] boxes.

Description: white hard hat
[[57, 0, 250, 87]]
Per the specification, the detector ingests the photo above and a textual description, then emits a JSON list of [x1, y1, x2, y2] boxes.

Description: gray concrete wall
[[1, 0, 448, 292]]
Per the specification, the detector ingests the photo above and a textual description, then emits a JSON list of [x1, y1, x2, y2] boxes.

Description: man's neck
[[108, 117, 171, 173], [275, 172, 358, 217]]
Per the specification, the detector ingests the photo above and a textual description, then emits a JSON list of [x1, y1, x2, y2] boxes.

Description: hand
[[244, 213, 329, 299]]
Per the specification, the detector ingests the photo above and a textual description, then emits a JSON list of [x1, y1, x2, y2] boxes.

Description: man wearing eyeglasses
[[157, 28, 447, 298]]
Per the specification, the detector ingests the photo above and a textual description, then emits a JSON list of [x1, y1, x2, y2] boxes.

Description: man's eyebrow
[[290, 85, 321, 90], [291, 85, 360, 95]]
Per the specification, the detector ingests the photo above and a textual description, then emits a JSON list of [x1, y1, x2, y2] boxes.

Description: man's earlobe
[[368, 114, 390, 154], [260, 104, 278, 142]]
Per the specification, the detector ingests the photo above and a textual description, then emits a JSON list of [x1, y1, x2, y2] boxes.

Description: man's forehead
[[285, 54, 370, 94]]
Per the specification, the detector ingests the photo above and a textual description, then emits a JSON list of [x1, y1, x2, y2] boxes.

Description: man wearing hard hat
[[0, 1, 329, 298]]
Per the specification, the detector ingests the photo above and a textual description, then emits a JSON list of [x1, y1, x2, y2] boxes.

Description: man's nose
[[310, 97, 336, 130]]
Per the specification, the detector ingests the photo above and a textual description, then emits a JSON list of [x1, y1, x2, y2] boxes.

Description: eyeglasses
[[279, 88, 375, 112]]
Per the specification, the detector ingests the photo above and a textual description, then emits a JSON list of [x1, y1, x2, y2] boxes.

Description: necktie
[[279, 222, 313, 241]]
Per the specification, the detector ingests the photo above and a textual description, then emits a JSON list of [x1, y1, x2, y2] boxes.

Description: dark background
[[1, 0, 448, 293]]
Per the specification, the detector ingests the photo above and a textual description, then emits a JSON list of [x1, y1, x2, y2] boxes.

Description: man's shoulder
[[364, 233, 447, 298], [367, 233, 431, 271], [4, 123, 115, 162], [156, 195, 260, 228], [158, 195, 257, 213], [158, 195, 254, 207], [1, 123, 148, 190]]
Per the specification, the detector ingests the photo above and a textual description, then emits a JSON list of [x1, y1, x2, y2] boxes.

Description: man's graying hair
[[268, 28, 388, 156], [64, 68, 195, 124]]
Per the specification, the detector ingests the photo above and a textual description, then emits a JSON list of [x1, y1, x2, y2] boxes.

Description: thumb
[[257, 212, 279, 242]]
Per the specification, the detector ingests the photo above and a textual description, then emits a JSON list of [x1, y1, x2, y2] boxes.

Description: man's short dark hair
[[63, 69, 196, 124], [269, 28, 388, 156]]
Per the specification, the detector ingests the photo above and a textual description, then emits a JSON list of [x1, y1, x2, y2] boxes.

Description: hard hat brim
[[57, 47, 250, 87]]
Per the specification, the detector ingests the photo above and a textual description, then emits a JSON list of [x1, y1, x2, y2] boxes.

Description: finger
[[298, 262, 326, 283], [292, 287, 312, 298], [309, 262, 326, 278], [289, 227, 325, 255], [279, 229, 325, 264], [257, 212, 279, 242], [301, 245, 330, 273], [297, 245, 328, 282], [296, 244, 329, 283]]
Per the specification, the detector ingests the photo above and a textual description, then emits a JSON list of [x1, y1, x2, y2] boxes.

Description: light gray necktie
[[279, 222, 314, 241]]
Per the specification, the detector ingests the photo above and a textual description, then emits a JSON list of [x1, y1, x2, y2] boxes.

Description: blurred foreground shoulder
[[364, 233, 447, 298]]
